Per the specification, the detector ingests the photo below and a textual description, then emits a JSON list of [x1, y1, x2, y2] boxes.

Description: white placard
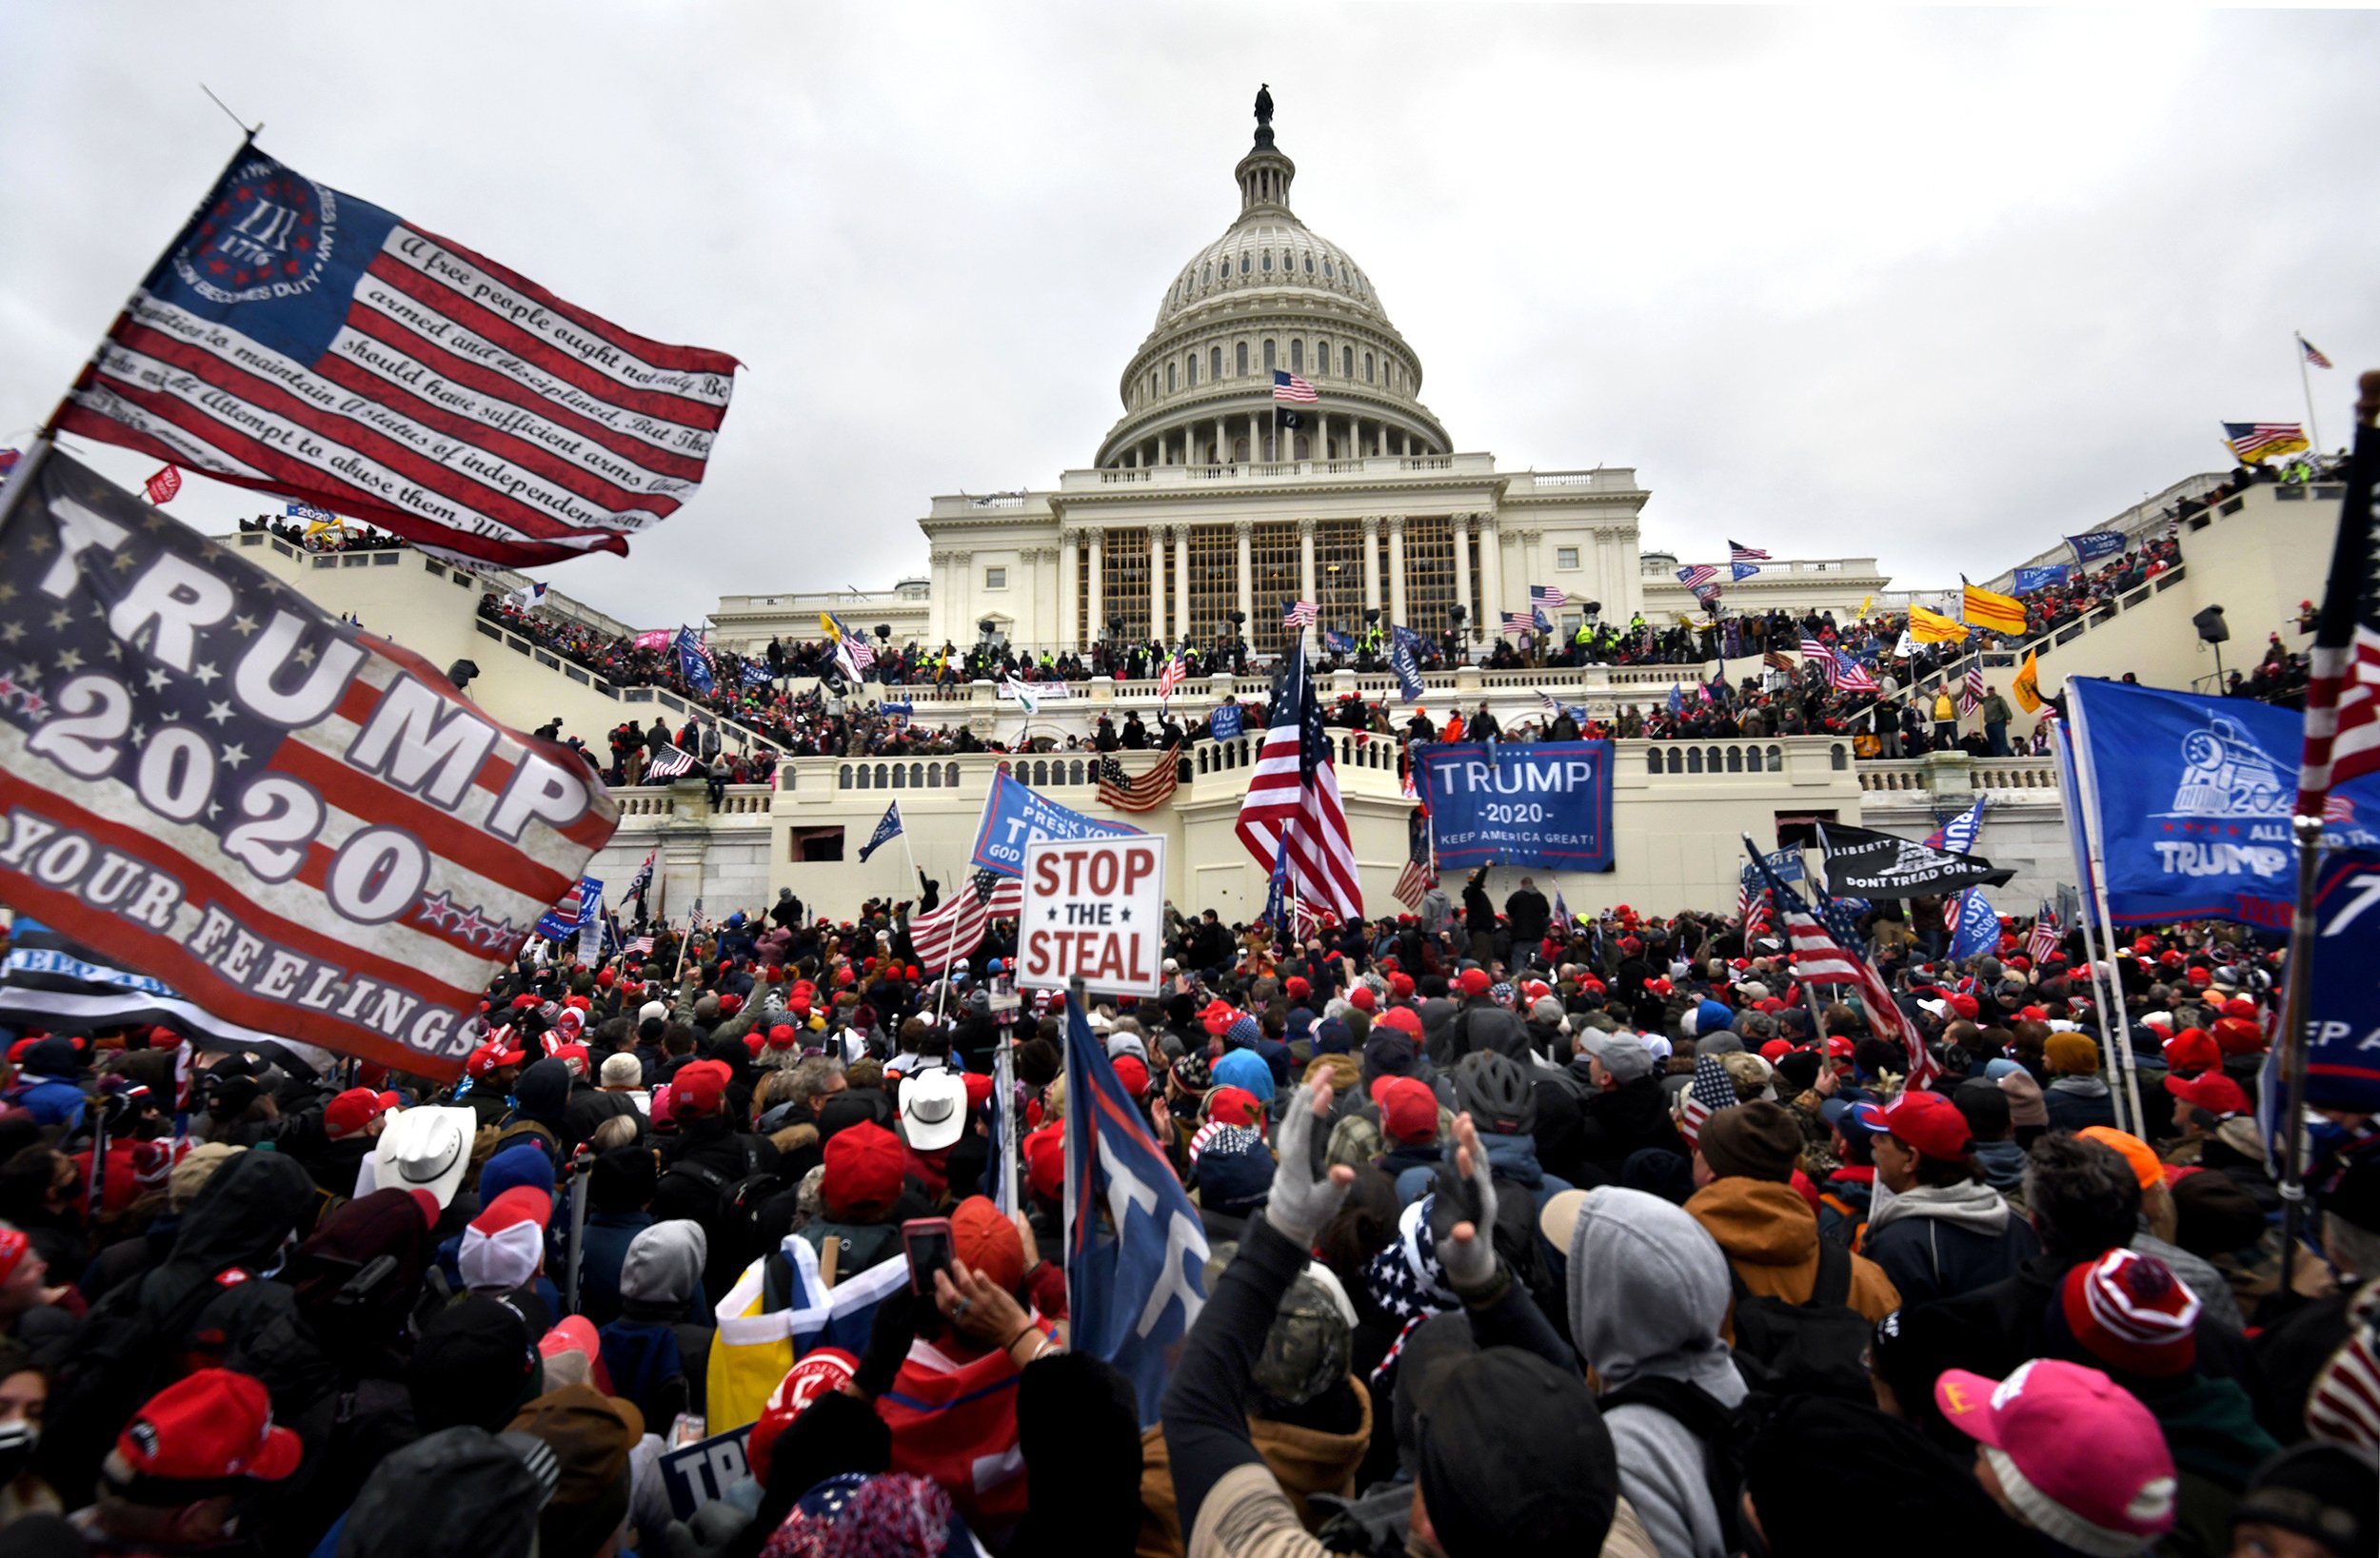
[[1017, 835, 1167, 998]]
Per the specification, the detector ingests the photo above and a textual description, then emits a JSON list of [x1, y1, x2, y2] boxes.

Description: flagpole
[[2272, 812, 2326, 1292], [2298, 334, 2322, 456], [2062, 694, 2149, 1135]]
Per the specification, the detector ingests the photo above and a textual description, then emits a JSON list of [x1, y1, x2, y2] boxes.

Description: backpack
[[1724, 1240, 1874, 1401], [1815, 1192, 1868, 1253], [662, 1137, 783, 1301], [1597, 1373, 1754, 1555], [36, 1264, 248, 1505]]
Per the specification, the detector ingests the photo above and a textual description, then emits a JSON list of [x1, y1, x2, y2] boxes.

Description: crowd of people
[[234, 515, 405, 554], [0, 874, 2373, 1557]]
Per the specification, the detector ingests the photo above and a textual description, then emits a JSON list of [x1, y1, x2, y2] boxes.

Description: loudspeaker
[[2192, 605, 2230, 644], [1449, 605, 1467, 623]]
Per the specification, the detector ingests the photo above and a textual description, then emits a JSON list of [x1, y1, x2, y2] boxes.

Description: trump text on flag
[[1018, 836, 1166, 998], [1416, 740, 1616, 871]]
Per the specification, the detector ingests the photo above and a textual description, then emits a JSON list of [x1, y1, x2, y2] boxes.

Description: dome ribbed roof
[[1153, 218, 1389, 331]]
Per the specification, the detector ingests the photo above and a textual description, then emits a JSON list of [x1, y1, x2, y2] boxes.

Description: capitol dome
[[1095, 102, 1449, 470]]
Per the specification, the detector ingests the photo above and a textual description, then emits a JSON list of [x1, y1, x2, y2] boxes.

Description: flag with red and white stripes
[[54, 146, 740, 569], [2025, 900, 2060, 965], [1235, 641, 1362, 924], [1959, 659, 1985, 718], [0, 447, 618, 1080], [1744, 839, 1939, 1088], [1676, 1054, 1738, 1147], [645, 742, 698, 779], [906, 870, 1023, 974], [1272, 370, 1318, 403], [2297, 404, 2380, 818], [1157, 653, 1186, 706], [1281, 599, 1319, 629]]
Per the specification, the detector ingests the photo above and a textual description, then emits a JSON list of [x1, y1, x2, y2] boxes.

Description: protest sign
[[968, 768, 1140, 878], [1415, 740, 1615, 871], [1018, 835, 1166, 998]]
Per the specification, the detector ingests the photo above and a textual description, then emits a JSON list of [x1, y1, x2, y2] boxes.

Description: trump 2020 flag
[[674, 626, 716, 696], [1064, 993, 1208, 1426], [858, 801, 902, 864], [0, 447, 617, 1079], [533, 875, 602, 940], [53, 145, 739, 568]]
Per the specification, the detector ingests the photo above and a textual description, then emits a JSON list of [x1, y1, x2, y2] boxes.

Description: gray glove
[[1429, 1120, 1501, 1295], [1261, 1083, 1350, 1248]]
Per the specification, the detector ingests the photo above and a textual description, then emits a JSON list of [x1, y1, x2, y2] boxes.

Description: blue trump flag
[[2287, 845, 2380, 1114], [2065, 678, 2380, 926], [1209, 702, 1244, 740], [2066, 531, 2127, 565], [1415, 740, 1616, 871], [1389, 625, 1425, 702], [675, 626, 716, 696], [2013, 563, 2071, 594], [858, 801, 903, 864], [533, 876, 602, 940], [969, 770, 1142, 878], [1322, 628, 1355, 656], [1948, 887, 2000, 961], [1063, 995, 1208, 1426]]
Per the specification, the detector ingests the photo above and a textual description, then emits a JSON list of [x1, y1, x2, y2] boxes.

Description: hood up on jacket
[[166, 1147, 319, 1279], [620, 1218, 707, 1311], [1564, 1186, 1746, 1404]]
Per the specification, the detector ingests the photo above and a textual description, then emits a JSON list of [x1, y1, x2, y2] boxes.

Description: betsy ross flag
[[1745, 838, 1939, 1088], [1729, 539, 1772, 562], [2295, 379, 2380, 818], [2301, 334, 2334, 370], [1282, 599, 1319, 629], [54, 145, 738, 569], [1676, 1054, 1737, 1147], [1235, 638, 1362, 923], [905, 869, 1022, 973], [2226, 422, 2311, 464], [1272, 369, 1318, 403], [1096, 745, 1181, 813], [1157, 652, 1186, 705]]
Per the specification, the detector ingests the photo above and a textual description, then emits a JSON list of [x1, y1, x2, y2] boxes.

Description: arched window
[[942, 762, 960, 787], [1726, 747, 1743, 773], [892, 763, 907, 788], [1261, 251, 1273, 273], [873, 763, 888, 788], [1646, 749, 1663, 776], [1240, 253, 1251, 275], [1363, 352, 1375, 383], [1316, 338, 1330, 373], [1830, 743, 1848, 771], [1745, 747, 1764, 774], [1070, 759, 1087, 786], [1236, 342, 1249, 376], [1201, 263, 1211, 285], [1290, 340, 1303, 374], [839, 763, 852, 787], [1303, 252, 1314, 274], [1342, 346, 1354, 378], [1185, 355, 1198, 387], [1686, 747, 1703, 775], [1262, 340, 1277, 373], [855, 764, 871, 788], [1166, 363, 1178, 392], [1211, 346, 1223, 380], [1767, 744, 1782, 770], [1322, 257, 1334, 279]]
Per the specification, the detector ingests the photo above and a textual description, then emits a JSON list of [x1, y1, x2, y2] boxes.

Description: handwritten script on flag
[[0, 449, 617, 1077]]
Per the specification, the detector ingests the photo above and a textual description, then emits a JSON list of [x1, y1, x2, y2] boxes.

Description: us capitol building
[[711, 96, 1889, 658]]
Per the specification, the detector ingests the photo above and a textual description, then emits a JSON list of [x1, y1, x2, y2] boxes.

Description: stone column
[[948, 550, 973, 640], [1234, 519, 1254, 628], [1478, 513, 1504, 626], [1214, 416, 1226, 468], [1175, 523, 1191, 646], [1086, 530, 1104, 644], [1386, 514, 1408, 627], [1059, 528, 1081, 650], [1148, 526, 1168, 641], [1360, 514, 1382, 615], [1298, 517, 1318, 607], [1451, 512, 1474, 641]]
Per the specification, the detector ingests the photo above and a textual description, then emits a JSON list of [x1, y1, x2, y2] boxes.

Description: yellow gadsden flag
[[1910, 604, 1970, 644], [2013, 648, 2045, 713], [1962, 582, 2028, 637]]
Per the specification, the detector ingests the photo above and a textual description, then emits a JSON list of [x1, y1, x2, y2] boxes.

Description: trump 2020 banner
[[2298, 846, 2380, 1114], [1417, 740, 1616, 871], [968, 768, 1140, 878], [0, 448, 617, 1077], [2065, 677, 2380, 928]]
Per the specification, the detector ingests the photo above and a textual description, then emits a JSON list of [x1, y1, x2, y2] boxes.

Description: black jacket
[[1573, 1073, 1688, 1183]]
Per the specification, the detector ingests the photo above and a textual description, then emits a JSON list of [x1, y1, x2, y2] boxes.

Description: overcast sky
[[5, 4, 2376, 627]]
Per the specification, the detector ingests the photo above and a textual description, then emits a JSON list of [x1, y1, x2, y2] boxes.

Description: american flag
[[2225, 422, 2310, 463], [1096, 745, 1181, 812], [1500, 610, 1541, 638], [1282, 599, 1319, 629], [1676, 1055, 1737, 1147], [1959, 659, 1985, 718], [53, 146, 737, 569], [1833, 654, 1878, 694], [1394, 805, 1433, 910], [645, 741, 698, 779], [906, 869, 1023, 974], [1529, 584, 1569, 612], [1676, 563, 1721, 593], [1272, 369, 1318, 403], [1156, 653, 1186, 705], [2026, 900, 2060, 964], [831, 614, 878, 671], [1392, 858, 1431, 911], [1764, 649, 1796, 674], [2301, 334, 2334, 370], [1729, 540, 1772, 562], [2297, 401, 2380, 817], [1747, 843, 1939, 1088], [0, 447, 616, 1079], [1235, 640, 1362, 923], [625, 936, 655, 956]]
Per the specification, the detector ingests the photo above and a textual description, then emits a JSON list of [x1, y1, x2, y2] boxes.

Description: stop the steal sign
[[1018, 835, 1167, 999]]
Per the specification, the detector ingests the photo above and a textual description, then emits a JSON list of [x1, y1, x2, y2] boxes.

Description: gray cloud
[[4, 4, 2376, 626]]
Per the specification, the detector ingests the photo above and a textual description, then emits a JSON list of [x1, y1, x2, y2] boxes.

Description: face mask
[[0, 1419, 36, 1484]]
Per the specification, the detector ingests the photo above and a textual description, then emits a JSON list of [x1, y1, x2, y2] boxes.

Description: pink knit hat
[[1934, 1359, 2177, 1557]]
